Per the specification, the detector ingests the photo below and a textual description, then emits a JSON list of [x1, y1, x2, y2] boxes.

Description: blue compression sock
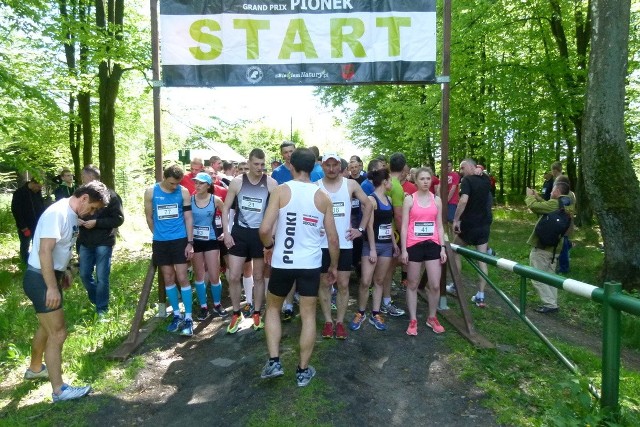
[[166, 285, 180, 316], [211, 282, 222, 305], [195, 281, 207, 307], [181, 286, 193, 316]]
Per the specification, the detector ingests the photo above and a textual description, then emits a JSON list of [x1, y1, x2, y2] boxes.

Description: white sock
[[243, 276, 254, 304]]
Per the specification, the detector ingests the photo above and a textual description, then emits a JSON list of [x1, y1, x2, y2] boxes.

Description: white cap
[[322, 153, 341, 163]]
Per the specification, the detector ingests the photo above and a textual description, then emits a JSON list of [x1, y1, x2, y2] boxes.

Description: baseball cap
[[194, 172, 212, 185], [322, 153, 341, 163]]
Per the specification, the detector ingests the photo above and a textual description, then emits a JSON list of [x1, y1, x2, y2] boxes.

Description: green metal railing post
[[519, 276, 527, 317], [601, 281, 622, 414]]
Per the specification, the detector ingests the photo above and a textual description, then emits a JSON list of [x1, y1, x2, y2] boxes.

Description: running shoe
[[227, 313, 242, 334], [349, 312, 366, 331], [446, 282, 458, 297], [261, 360, 284, 379], [213, 304, 228, 318], [335, 322, 347, 339], [24, 364, 48, 380], [180, 318, 194, 337], [368, 313, 387, 331], [330, 293, 337, 311], [252, 313, 264, 330], [52, 383, 92, 403], [296, 365, 316, 387], [167, 314, 184, 333], [381, 302, 405, 317], [426, 316, 445, 334], [282, 308, 294, 322], [197, 307, 209, 321], [471, 295, 486, 308], [321, 322, 334, 338], [242, 303, 254, 318], [406, 319, 418, 336]]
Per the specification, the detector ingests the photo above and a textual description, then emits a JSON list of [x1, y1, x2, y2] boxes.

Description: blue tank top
[[152, 183, 186, 241], [191, 195, 216, 241]]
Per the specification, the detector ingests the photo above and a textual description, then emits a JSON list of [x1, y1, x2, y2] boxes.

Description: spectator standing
[[11, 177, 45, 264], [77, 165, 125, 319], [54, 168, 76, 201], [525, 180, 574, 313]]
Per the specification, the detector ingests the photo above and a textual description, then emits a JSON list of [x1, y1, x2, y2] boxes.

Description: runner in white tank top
[[314, 153, 372, 340], [259, 148, 339, 387]]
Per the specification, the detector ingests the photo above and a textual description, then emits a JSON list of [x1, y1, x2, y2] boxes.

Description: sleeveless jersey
[[191, 195, 216, 241], [152, 183, 186, 241], [370, 193, 393, 243], [271, 181, 325, 269], [406, 192, 440, 248], [234, 174, 269, 229], [317, 177, 352, 249]]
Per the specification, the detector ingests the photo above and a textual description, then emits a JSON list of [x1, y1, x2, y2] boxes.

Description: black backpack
[[534, 198, 571, 253]]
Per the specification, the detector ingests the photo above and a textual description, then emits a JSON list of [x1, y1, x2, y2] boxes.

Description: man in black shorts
[[452, 158, 492, 307], [222, 148, 278, 333], [23, 182, 110, 402], [259, 148, 339, 387]]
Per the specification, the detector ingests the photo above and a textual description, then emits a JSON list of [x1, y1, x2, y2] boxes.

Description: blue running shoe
[[368, 313, 387, 331], [180, 318, 193, 336], [167, 314, 184, 333], [349, 312, 366, 331]]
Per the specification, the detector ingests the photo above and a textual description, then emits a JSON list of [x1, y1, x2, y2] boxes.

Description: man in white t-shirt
[[22, 181, 110, 403]]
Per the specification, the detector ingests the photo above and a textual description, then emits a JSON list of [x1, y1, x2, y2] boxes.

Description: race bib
[[193, 225, 210, 240], [214, 213, 222, 228], [332, 201, 346, 217], [157, 203, 179, 220], [240, 196, 263, 213], [351, 198, 360, 209], [378, 224, 392, 240], [414, 221, 434, 237]]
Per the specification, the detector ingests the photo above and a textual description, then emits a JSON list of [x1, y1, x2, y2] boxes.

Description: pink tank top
[[406, 192, 440, 248]]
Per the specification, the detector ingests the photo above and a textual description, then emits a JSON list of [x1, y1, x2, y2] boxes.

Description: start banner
[[159, 0, 436, 86]]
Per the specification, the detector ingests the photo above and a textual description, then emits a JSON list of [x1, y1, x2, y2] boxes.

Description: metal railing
[[450, 243, 640, 413]]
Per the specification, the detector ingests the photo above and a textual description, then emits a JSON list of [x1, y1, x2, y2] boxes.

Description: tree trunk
[[95, 0, 125, 189], [68, 94, 81, 178], [582, 0, 640, 289]]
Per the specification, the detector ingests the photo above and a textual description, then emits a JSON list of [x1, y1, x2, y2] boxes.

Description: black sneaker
[[197, 307, 210, 321], [213, 304, 228, 318]]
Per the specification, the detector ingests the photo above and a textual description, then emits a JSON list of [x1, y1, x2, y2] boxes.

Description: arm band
[[183, 205, 192, 212]]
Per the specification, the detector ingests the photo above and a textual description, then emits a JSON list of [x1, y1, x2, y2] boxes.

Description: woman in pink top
[[400, 168, 447, 336]]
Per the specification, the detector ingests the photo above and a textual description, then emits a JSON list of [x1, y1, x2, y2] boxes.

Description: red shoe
[[322, 322, 334, 338], [252, 312, 264, 330], [426, 316, 445, 334], [335, 322, 347, 340], [406, 319, 418, 336]]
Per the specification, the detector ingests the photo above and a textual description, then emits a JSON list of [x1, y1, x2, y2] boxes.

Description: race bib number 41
[[414, 221, 434, 237]]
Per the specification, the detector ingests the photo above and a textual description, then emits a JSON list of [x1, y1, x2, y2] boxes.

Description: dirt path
[[92, 281, 498, 426]]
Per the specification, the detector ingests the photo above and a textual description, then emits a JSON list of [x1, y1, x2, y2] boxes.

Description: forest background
[[0, 0, 639, 287]]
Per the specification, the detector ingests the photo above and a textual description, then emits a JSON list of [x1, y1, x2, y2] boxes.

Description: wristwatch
[[357, 227, 364, 233]]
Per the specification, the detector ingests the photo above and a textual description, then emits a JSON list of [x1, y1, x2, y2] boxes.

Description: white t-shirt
[[28, 198, 79, 271]]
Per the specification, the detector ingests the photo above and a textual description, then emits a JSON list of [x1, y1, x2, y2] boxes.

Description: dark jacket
[[11, 183, 45, 232], [54, 184, 76, 201], [77, 189, 125, 247]]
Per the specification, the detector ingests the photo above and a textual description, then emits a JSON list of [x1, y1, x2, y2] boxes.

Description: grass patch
[[447, 204, 640, 425]]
